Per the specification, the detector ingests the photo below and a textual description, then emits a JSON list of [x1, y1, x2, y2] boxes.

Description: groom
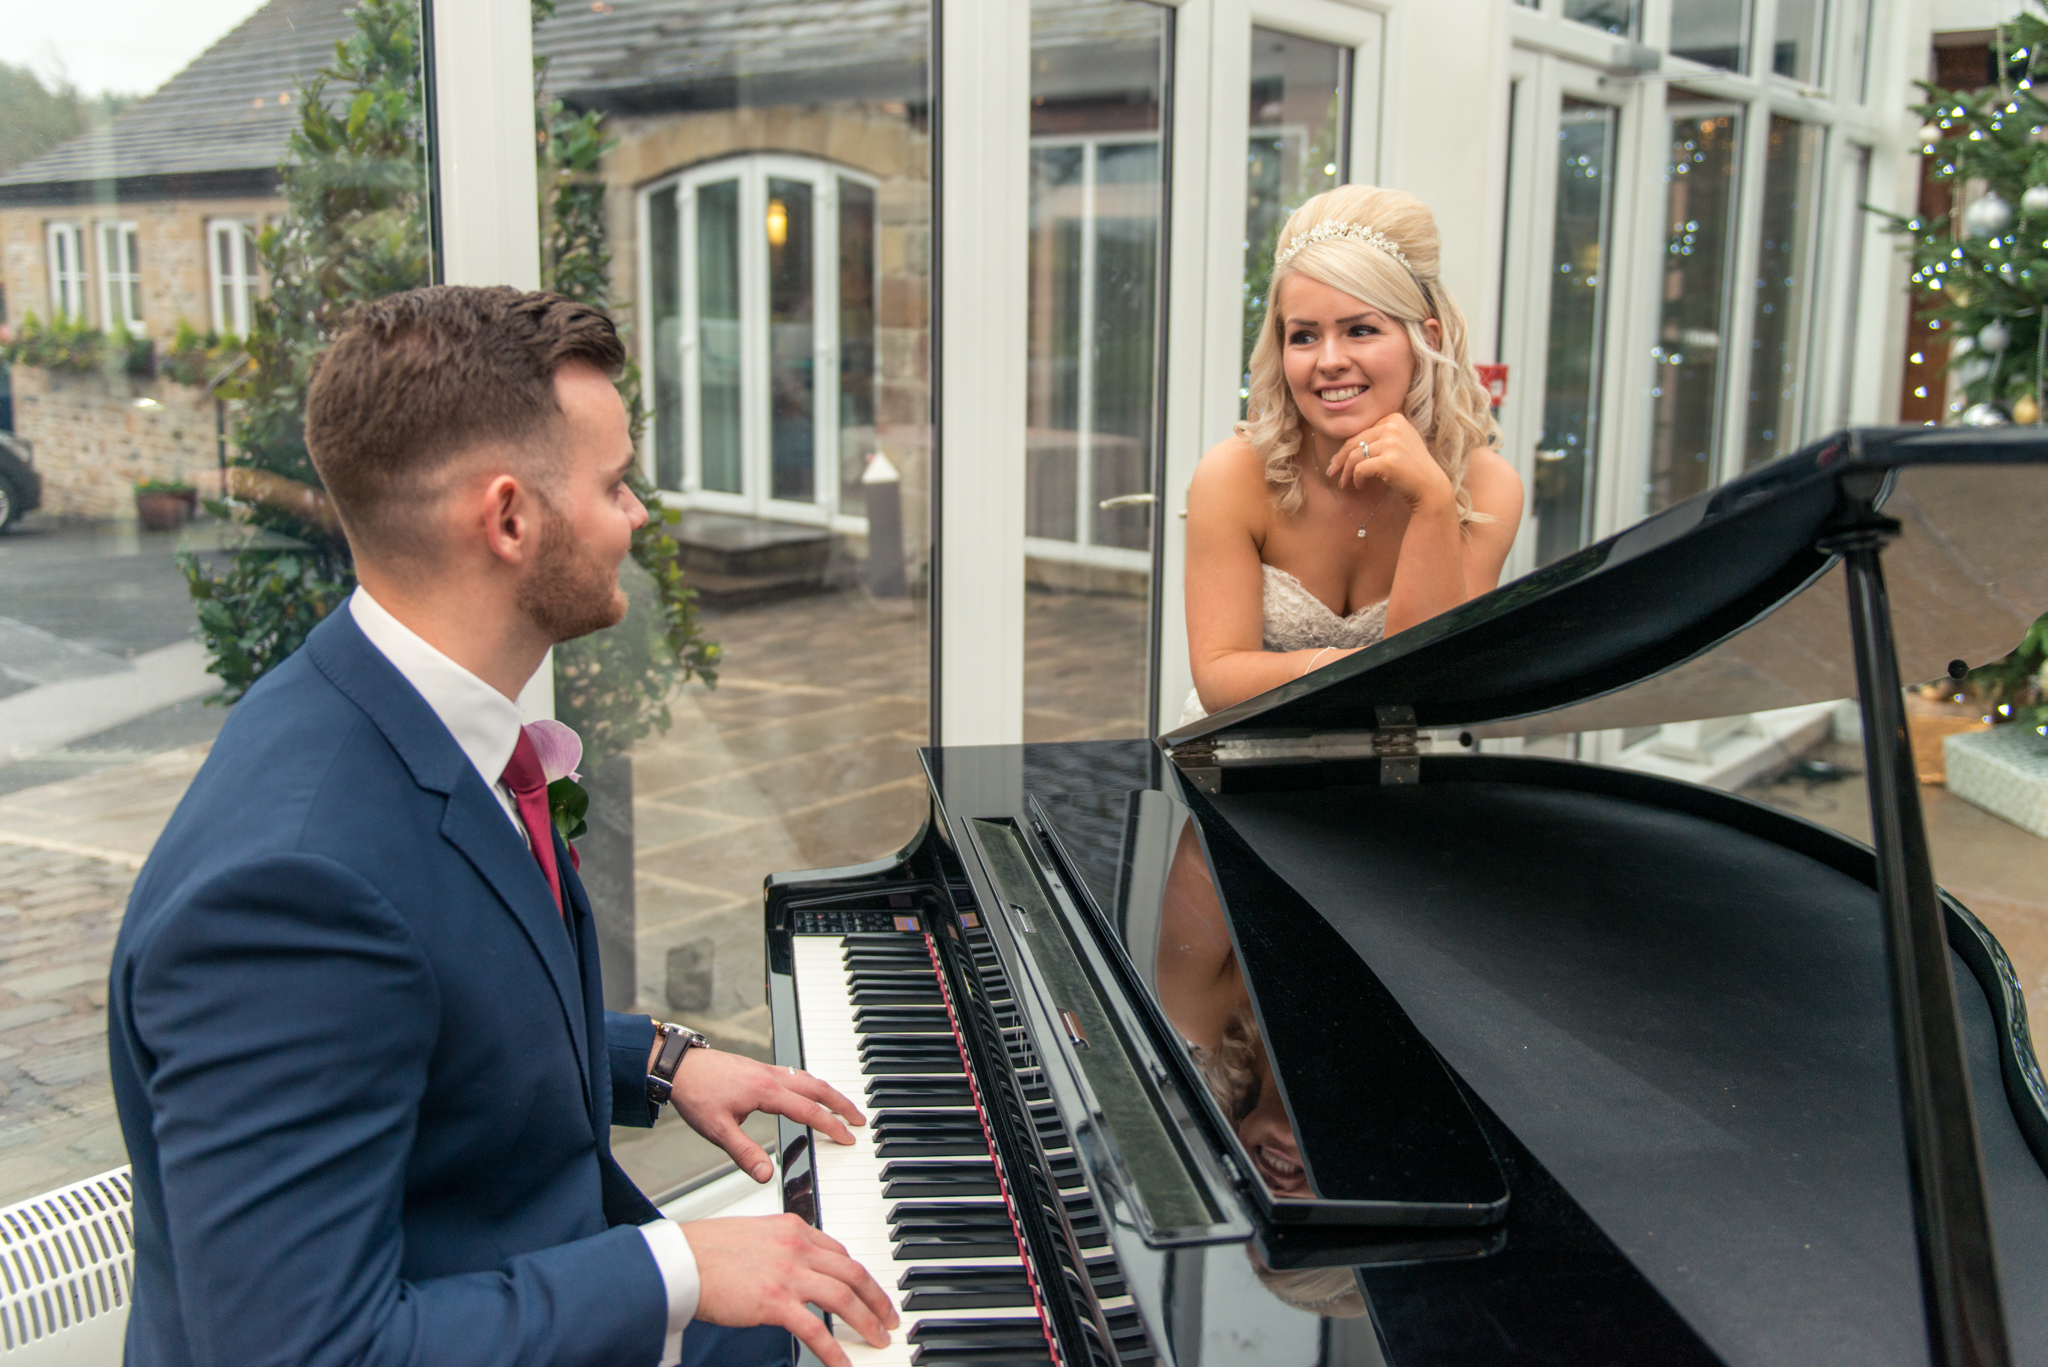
[[107, 286, 896, 1367]]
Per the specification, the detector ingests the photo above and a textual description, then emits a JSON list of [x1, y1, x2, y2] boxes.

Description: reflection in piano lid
[[770, 429, 2048, 1367]]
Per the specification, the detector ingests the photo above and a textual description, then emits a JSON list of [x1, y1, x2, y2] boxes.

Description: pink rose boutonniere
[[525, 719, 590, 844]]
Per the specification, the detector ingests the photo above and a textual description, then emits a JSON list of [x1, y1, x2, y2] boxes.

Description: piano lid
[[1163, 426, 2048, 743]]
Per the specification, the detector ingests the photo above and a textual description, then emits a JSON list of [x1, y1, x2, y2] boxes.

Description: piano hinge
[[1167, 738, 1221, 794], [1373, 703, 1420, 786]]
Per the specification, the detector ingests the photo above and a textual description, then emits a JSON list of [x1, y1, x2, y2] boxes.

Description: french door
[[1497, 50, 1632, 574], [642, 155, 878, 527]]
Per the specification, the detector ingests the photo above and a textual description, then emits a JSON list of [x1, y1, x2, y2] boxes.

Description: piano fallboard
[[769, 738, 2048, 1367]]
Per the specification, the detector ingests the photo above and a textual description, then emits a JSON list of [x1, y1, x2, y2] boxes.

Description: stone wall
[[10, 366, 228, 519], [0, 195, 278, 342]]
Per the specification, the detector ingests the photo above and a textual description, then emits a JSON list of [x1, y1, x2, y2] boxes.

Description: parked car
[[0, 432, 42, 531]]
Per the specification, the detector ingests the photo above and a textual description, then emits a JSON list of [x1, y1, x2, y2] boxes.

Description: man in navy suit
[[107, 286, 897, 1367]]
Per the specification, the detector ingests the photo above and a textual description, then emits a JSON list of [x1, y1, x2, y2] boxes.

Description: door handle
[[1097, 493, 1157, 509]]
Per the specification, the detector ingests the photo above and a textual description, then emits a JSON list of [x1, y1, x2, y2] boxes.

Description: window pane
[[837, 177, 878, 519], [535, 0, 932, 1198], [1243, 27, 1348, 407], [696, 179, 743, 497], [767, 176, 816, 504], [1534, 100, 1618, 566], [1564, 0, 1636, 38], [648, 186, 683, 491], [1670, 0, 1749, 73], [0, 0, 429, 1206], [1772, 0, 1825, 82], [1027, 145, 1084, 544], [1743, 117, 1823, 468], [1646, 98, 1741, 514], [1026, 0, 1167, 746]]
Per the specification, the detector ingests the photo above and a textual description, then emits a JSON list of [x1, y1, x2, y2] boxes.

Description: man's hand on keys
[[667, 1051, 865, 1182], [683, 1214, 898, 1367]]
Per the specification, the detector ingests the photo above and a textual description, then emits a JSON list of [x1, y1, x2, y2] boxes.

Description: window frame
[[206, 218, 261, 337], [45, 221, 88, 323], [636, 153, 880, 532], [99, 220, 143, 334]]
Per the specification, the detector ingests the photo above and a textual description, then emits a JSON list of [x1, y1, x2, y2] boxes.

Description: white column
[[429, 0, 550, 717], [430, 0, 542, 293], [935, 0, 1030, 747]]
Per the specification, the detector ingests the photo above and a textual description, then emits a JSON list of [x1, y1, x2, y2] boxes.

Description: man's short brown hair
[[305, 285, 625, 557]]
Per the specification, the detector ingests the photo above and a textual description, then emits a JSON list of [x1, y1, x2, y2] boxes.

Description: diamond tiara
[[1273, 221, 1410, 272]]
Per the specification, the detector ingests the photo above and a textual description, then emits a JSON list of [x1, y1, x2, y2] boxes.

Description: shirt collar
[[348, 587, 528, 795]]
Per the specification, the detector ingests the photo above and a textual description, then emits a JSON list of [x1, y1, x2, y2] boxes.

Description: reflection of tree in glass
[[1241, 88, 1344, 411], [181, 0, 718, 754], [0, 63, 133, 177]]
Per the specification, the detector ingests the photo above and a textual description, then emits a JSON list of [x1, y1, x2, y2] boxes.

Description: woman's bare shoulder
[[1463, 445, 1524, 520], [1189, 436, 1273, 503]]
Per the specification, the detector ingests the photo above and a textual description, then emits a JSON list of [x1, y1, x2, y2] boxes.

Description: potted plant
[[134, 477, 197, 531]]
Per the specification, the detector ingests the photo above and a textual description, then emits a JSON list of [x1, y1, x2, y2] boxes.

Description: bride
[[1181, 186, 1523, 723]]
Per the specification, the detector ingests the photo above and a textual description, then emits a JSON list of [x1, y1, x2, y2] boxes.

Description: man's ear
[[478, 472, 543, 567]]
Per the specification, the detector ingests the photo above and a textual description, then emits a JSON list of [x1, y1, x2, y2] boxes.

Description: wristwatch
[[646, 1020, 708, 1108]]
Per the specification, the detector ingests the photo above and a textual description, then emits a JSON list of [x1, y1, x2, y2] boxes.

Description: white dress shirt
[[349, 588, 698, 1363]]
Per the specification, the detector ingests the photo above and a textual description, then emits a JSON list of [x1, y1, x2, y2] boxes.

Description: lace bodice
[[1257, 563, 1388, 652], [1179, 564, 1387, 724]]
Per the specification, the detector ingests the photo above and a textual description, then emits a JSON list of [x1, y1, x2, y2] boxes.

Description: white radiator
[[0, 1169, 132, 1363]]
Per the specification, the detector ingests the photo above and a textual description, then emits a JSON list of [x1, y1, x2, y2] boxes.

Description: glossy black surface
[[1169, 427, 2048, 740]]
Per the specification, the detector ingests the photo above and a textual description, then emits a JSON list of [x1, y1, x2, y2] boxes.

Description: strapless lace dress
[[1178, 564, 1387, 725]]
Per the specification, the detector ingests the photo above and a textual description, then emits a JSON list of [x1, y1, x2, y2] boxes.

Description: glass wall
[[1022, 0, 1167, 743], [0, 0, 430, 1204], [1532, 99, 1618, 566], [1646, 96, 1742, 514], [536, 0, 934, 1196], [1742, 116, 1823, 470], [1241, 27, 1350, 406], [1670, 0, 1749, 72]]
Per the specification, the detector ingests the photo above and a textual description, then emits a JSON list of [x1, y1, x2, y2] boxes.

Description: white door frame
[[1155, 0, 1387, 732]]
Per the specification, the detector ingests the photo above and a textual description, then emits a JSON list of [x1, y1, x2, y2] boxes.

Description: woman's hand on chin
[[1326, 413, 1455, 515]]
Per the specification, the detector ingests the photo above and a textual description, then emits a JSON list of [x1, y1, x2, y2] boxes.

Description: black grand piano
[[766, 427, 2048, 1367]]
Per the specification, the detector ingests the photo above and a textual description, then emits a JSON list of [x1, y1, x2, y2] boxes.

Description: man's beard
[[516, 505, 628, 643]]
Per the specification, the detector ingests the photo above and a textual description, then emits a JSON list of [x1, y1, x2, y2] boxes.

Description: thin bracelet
[[1301, 647, 1335, 678]]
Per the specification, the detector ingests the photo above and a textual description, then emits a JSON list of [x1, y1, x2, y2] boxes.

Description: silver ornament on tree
[[1979, 319, 2012, 353], [1962, 402, 2012, 426], [1918, 123, 1942, 147], [2024, 183, 2048, 215], [1964, 191, 2013, 237]]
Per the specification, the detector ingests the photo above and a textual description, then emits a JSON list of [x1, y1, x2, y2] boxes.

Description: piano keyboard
[[790, 931, 1149, 1367]]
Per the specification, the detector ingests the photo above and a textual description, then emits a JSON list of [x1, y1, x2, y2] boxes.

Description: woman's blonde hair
[[1236, 185, 1499, 523]]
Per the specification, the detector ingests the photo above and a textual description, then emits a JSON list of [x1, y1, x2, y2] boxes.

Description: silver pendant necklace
[[1324, 466, 1392, 539]]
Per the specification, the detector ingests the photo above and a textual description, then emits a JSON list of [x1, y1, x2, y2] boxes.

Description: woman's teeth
[[1259, 1146, 1302, 1178], [1319, 386, 1363, 402]]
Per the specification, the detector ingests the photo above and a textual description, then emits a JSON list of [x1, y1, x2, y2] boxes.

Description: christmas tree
[[1886, 3, 2048, 424]]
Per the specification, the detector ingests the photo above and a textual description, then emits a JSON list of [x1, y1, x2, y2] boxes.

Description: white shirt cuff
[[638, 1218, 701, 1366]]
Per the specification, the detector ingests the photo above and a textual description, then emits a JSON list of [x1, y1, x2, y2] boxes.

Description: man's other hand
[[669, 1051, 864, 1181], [684, 1214, 897, 1367]]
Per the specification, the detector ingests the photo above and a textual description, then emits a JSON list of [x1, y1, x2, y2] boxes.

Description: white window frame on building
[[99, 220, 143, 334], [635, 154, 880, 532], [45, 221, 88, 323], [207, 218, 261, 337]]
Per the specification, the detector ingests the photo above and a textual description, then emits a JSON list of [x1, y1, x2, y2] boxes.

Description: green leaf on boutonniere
[[547, 777, 589, 843]]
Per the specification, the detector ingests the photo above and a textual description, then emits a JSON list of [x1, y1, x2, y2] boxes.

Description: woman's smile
[[1315, 382, 1367, 409]]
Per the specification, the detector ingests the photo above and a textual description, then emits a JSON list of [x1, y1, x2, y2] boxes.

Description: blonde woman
[[1181, 186, 1523, 722]]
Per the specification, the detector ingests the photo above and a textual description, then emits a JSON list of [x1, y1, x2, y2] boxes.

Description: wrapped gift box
[[1943, 724, 2048, 838]]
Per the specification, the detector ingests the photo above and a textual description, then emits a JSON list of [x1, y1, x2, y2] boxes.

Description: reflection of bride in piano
[[1181, 185, 1524, 722], [1156, 821, 1368, 1318]]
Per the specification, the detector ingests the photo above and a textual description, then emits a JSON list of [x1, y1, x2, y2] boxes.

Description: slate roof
[[0, 0, 1157, 196]]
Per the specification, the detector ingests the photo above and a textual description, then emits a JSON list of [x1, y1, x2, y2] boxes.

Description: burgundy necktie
[[500, 728, 564, 915]]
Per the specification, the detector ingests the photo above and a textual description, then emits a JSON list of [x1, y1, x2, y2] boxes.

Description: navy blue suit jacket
[[109, 609, 671, 1367]]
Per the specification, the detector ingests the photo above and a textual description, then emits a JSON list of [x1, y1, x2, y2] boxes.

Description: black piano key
[[881, 1160, 1000, 1198], [908, 1350, 1053, 1367], [843, 933, 926, 947], [865, 1056, 965, 1076], [872, 1109, 985, 1130], [898, 1267, 1036, 1311], [862, 1042, 964, 1065], [1086, 1256, 1126, 1299], [886, 1200, 1010, 1226], [895, 1233, 1022, 1260], [867, 1080, 973, 1108], [877, 1136, 989, 1158], [908, 1318, 1050, 1349], [843, 948, 931, 965], [854, 1006, 951, 1033], [853, 988, 946, 1006], [891, 1215, 1016, 1238]]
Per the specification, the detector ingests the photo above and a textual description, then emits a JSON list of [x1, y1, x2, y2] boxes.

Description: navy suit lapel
[[303, 611, 593, 1096], [559, 849, 610, 1132]]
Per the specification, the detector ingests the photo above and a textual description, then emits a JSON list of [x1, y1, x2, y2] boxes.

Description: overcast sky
[[1, 0, 266, 96]]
